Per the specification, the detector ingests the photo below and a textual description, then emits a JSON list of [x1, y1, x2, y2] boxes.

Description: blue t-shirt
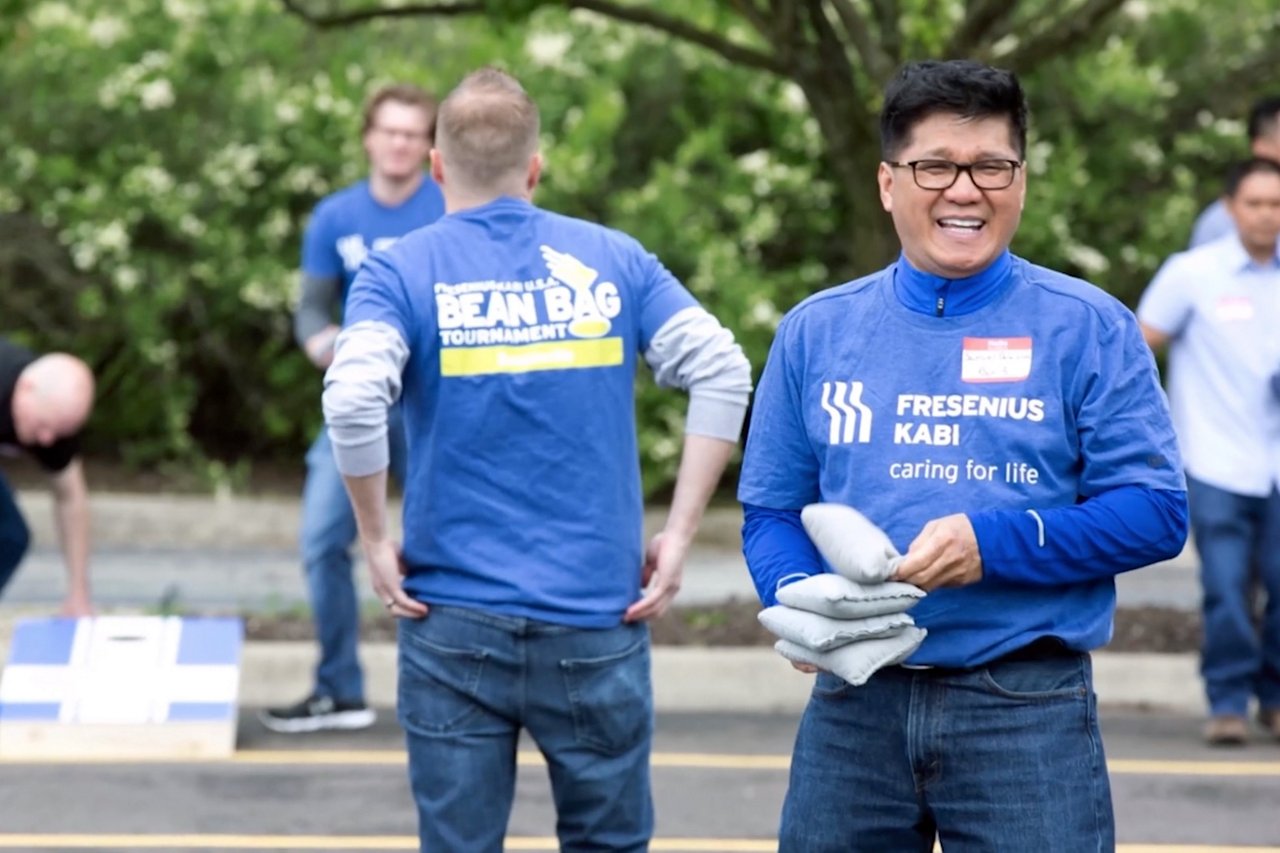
[[343, 196, 698, 627], [738, 252, 1185, 667], [301, 176, 446, 305]]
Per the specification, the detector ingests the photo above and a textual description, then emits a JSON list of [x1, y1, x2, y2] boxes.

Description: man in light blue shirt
[[1140, 156, 1280, 745], [1189, 97, 1280, 248]]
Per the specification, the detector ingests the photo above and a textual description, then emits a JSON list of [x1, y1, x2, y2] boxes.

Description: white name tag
[[962, 337, 1032, 383], [1215, 296, 1255, 322]]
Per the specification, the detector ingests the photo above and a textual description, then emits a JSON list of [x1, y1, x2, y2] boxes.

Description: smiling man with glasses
[[739, 59, 1188, 850]]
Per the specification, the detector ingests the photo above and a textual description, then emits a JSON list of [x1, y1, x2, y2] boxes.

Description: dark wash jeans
[[397, 605, 653, 853], [779, 646, 1114, 852], [0, 474, 31, 597], [1187, 476, 1280, 717]]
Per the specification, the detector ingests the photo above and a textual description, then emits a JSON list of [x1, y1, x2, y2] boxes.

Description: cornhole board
[[0, 616, 242, 760]]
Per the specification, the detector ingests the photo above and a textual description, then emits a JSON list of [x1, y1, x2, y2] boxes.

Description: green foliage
[[0, 0, 509, 470], [2, 0, 1277, 494]]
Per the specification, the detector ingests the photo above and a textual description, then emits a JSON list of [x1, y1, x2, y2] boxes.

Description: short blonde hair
[[435, 68, 540, 190]]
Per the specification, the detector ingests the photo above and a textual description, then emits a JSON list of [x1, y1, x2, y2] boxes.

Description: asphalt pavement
[[0, 710, 1277, 851]]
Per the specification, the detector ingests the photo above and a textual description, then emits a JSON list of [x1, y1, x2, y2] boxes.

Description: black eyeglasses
[[886, 159, 1022, 190]]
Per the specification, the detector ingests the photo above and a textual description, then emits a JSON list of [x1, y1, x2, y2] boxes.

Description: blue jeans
[[1188, 477, 1280, 716], [299, 408, 406, 703], [779, 649, 1113, 852], [0, 474, 31, 597], [397, 605, 653, 853]]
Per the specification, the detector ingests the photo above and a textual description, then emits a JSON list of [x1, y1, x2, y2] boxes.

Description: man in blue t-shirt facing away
[[260, 83, 446, 735], [1189, 96, 1280, 249], [1139, 157, 1280, 746], [323, 68, 752, 852], [738, 59, 1188, 851]]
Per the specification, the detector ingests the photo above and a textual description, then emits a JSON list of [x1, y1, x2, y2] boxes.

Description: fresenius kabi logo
[[821, 381, 873, 445]]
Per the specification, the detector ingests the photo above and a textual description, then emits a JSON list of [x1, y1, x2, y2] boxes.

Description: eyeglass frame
[[885, 158, 1023, 191], [367, 125, 431, 143]]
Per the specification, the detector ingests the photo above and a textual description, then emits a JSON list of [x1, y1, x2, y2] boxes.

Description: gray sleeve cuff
[[686, 393, 748, 442]]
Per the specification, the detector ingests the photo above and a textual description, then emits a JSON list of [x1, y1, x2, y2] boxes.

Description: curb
[[13, 490, 746, 552], [240, 643, 1205, 715]]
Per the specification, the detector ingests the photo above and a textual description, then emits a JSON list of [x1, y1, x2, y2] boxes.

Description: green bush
[[0, 0, 1271, 493]]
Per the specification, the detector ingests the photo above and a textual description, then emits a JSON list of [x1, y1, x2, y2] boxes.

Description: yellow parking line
[[6, 750, 1280, 777], [0, 837, 1276, 852], [1110, 758, 1280, 777], [0, 836, 775, 851]]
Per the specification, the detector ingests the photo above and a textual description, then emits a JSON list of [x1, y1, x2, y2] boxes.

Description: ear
[[527, 152, 543, 192], [430, 149, 445, 185], [877, 162, 895, 213]]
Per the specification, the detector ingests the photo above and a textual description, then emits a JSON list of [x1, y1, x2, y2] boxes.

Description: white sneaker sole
[[258, 708, 377, 734]]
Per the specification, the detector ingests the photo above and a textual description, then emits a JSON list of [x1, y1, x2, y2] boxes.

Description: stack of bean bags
[[758, 503, 927, 686]]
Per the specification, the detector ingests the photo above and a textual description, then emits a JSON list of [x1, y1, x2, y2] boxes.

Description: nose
[[943, 169, 984, 202]]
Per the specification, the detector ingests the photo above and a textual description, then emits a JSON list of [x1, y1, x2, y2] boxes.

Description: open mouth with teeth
[[937, 217, 985, 233]]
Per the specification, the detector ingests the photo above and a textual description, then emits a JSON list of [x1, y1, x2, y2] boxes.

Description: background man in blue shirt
[[261, 83, 446, 734], [323, 68, 751, 852], [1190, 96, 1280, 248], [739, 60, 1188, 851], [1139, 157, 1280, 745]]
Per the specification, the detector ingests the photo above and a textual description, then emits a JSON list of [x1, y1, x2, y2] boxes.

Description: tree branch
[[825, 0, 891, 83], [945, 0, 1018, 59], [281, 0, 789, 76], [867, 0, 902, 67], [567, 0, 786, 75], [279, 0, 482, 27], [994, 0, 1128, 73]]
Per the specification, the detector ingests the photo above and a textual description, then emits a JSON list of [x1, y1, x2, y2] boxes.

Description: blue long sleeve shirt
[[738, 252, 1188, 667]]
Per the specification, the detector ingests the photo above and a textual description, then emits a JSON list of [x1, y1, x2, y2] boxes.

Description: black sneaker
[[258, 695, 376, 734]]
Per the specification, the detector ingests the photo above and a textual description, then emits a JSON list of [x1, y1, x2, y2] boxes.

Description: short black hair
[[880, 60, 1028, 161], [1247, 96, 1280, 141], [1223, 156, 1280, 197]]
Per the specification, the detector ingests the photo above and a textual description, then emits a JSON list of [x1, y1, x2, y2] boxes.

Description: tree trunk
[[795, 70, 901, 282]]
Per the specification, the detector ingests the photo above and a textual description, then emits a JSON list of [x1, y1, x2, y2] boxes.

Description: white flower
[[72, 243, 99, 271], [1064, 244, 1110, 276], [737, 150, 770, 177], [88, 15, 126, 46], [780, 83, 808, 114], [275, 101, 302, 124], [113, 266, 141, 293], [12, 148, 38, 182], [1130, 140, 1163, 169], [29, 2, 78, 29], [526, 32, 572, 67], [990, 34, 1019, 57], [97, 221, 130, 253], [132, 164, 175, 195], [179, 214, 206, 238], [749, 299, 781, 329], [1124, 0, 1150, 21], [139, 79, 175, 111]]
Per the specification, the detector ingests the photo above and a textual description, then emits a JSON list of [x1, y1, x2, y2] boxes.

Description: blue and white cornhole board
[[0, 616, 242, 759]]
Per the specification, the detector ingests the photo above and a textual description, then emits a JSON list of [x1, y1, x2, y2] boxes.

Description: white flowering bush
[[0, 0, 513, 473], [1, 0, 1272, 493]]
